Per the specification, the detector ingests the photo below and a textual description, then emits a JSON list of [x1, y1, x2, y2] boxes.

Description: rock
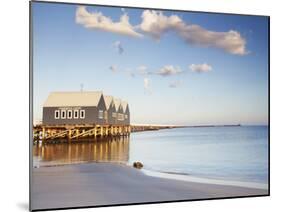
[[133, 162, 143, 169]]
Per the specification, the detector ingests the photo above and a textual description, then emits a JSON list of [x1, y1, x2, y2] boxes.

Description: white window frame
[[61, 110, 66, 119], [67, 110, 72, 119], [80, 110, 85, 119], [54, 110, 60, 119], [74, 109, 79, 119], [98, 110, 103, 119]]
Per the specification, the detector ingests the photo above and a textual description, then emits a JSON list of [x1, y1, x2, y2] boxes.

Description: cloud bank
[[76, 7, 248, 55], [76, 6, 142, 37], [189, 63, 212, 73], [139, 10, 247, 55]]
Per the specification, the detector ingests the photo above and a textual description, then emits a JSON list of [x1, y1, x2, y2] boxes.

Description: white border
[[0, 1, 278, 212]]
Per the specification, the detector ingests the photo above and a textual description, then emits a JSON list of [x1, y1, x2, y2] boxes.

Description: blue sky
[[32, 2, 269, 125]]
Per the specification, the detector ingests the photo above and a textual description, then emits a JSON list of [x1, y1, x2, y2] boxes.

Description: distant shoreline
[[130, 124, 242, 133]]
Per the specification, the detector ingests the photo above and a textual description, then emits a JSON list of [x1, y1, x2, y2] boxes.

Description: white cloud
[[144, 78, 149, 89], [113, 41, 124, 54], [137, 65, 149, 75], [169, 80, 182, 88], [189, 63, 212, 73], [139, 10, 182, 40], [139, 10, 247, 55], [144, 77, 151, 93], [157, 65, 182, 77], [109, 65, 117, 72], [76, 6, 142, 37], [76, 7, 247, 55]]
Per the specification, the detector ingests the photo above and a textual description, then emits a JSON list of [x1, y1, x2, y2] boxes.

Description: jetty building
[[34, 91, 130, 141]]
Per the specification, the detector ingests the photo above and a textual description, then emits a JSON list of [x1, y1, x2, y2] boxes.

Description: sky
[[32, 2, 269, 125]]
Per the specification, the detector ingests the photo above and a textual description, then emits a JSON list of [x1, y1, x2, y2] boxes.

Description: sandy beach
[[31, 163, 268, 210]]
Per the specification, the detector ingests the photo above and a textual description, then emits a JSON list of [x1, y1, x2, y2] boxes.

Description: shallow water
[[33, 126, 268, 184], [33, 137, 130, 167]]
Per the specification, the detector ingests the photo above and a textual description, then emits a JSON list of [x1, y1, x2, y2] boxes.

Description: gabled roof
[[104, 95, 114, 110], [113, 98, 122, 111], [121, 101, 128, 112], [43, 91, 103, 107]]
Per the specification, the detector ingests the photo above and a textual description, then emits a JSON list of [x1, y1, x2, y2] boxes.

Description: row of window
[[54, 109, 85, 119], [54, 109, 128, 120], [113, 112, 128, 120]]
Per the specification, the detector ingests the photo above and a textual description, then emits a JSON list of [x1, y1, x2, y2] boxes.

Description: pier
[[33, 124, 131, 142], [33, 124, 183, 143]]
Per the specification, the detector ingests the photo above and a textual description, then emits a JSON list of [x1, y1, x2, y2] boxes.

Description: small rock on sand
[[133, 162, 143, 169]]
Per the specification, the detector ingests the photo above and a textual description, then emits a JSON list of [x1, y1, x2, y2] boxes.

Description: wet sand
[[31, 163, 268, 210]]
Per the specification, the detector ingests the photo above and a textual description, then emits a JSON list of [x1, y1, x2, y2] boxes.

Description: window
[[125, 115, 128, 119], [104, 111, 108, 120], [112, 112, 116, 118], [54, 110, 60, 119], [67, 110, 72, 119], [118, 113, 124, 121], [80, 110, 85, 119], [98, 110, 103, 119], [74, 110, 79, 119], [61, 110, 66, 119]]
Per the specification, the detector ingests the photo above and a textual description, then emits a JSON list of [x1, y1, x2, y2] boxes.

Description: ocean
[[33, 126, 268, 185]]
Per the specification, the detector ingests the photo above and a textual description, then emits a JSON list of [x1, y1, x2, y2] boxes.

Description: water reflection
[[33, 136, 130, 167]]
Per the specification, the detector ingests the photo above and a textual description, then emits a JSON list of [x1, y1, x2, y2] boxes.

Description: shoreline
[[32, 162, 268, 210], [34, 160, 268, 190], [141, 168, 268, 190]]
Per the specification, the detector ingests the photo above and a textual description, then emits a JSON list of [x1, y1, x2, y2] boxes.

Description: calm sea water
[[129, 126, 268, 184], [33, 126, 268, 184]]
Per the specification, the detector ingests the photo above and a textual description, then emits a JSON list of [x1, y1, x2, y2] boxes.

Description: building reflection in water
[[33, 136, 130, 166]]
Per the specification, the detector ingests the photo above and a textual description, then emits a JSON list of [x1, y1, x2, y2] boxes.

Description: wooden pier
[[33, 124, 131, 142], [33, 124, 184, 143]]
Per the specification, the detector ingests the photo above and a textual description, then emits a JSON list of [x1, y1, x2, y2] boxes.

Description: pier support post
[[76, 129, 79, 139], [68, 130, 72, 140], [42, 127, 45, 140], [94, 127, 97, 138], [100, 126, 103, 137], [110, 126, 113, 136]]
